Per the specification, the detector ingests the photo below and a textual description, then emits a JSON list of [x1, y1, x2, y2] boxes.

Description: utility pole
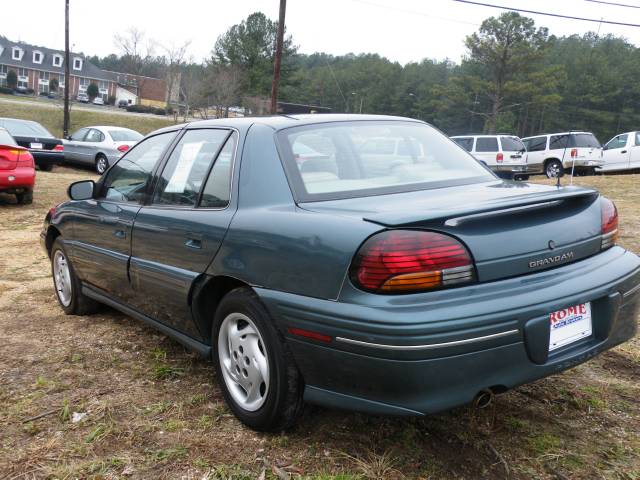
[[63, 0, 70, 137], [270, 0, 286, 114]]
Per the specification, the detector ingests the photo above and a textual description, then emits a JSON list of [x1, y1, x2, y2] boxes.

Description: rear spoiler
[[363, 187, 599, 227]]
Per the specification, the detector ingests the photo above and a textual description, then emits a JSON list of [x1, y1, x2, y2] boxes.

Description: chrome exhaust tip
[[473, 389, 494, 409]]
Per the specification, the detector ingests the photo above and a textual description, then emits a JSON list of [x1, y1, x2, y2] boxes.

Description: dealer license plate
[[30, 142, 43, 149], [549, 302, 592, 352]]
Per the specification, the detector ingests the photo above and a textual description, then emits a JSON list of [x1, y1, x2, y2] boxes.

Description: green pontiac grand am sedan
[[41, 114, 640, 431]]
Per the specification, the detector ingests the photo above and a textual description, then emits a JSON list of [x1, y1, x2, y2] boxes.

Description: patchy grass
[[0, 168, 639, 479], [0, 96, 175, 137]]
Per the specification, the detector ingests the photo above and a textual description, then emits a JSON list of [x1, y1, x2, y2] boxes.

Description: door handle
[[621, 150, 627, 154], [113, 229, 126, 239], [185, 238, 202, 249]]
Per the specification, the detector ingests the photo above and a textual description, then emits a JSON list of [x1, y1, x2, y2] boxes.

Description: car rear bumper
[[492, 164, 530, 174], [0, 166, 35, 192], [562, 159, 604, 169], [31, 150, 64, 165], [257, 247, 640, 416]]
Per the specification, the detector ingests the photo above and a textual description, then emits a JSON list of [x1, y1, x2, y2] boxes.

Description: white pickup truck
[[601, 131, 640, 172]]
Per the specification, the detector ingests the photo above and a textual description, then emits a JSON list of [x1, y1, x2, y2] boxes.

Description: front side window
[[85, 129, 104, 143], [100, 132, 176, 203], [153, 129, 229, 207], [524, 136, 547, 152], [278, 121, 494, 201], [452, 137, 474, 152], [70, 128, 89, 141], [475, 137, 499, 152], [606, 134, 628, 150]]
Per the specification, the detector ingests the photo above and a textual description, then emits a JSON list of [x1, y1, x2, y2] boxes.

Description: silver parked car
[[63, 126, 143, 174]]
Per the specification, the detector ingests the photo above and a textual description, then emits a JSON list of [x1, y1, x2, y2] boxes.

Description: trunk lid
[[300, 181, 602, 282], [13, 136, 62, 151], [0, 145, 25, 170]]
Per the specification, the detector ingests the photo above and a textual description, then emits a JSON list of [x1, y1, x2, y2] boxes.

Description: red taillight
[[496, 153, 504, 163], [17, 150, 35, 167], [350, 230, 475, 293], [53, 144, 64, 152], [601, 197, 618, 250], [570, 148, 578, 158], [117, 144, 130, 153]]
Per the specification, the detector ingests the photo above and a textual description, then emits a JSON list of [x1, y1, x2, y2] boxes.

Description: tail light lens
[[17, 150, 35, 167], [570, 148, 578, 158], [117, 144, 130, 153], [350, 230, 475, 293], [53, 144, 64, 152], [496, 153, 503, 163], [601, 197, 618, 250]]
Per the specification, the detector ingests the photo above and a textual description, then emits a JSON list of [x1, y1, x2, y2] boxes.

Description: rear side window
[[570, 134, 601, 148], [100, 132, 176, 203], [475, 137, 499, 152], [452, 137, 474, 152], [549, 135, 569, 150], [0, 129, 16, 146], [200, 133, 237, 208], [524, 136, 547, 152], [85, 129, 104, 143], [153, 129, 229, 207], [500, 136, 524, 152]]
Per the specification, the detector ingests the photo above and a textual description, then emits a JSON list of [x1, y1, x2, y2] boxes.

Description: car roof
[[88, 126, 139, 131], [0, 117, 42, 125], [149, 114, 424, 136], [522, 131, 594, 139], [451, 134, 519, 138]]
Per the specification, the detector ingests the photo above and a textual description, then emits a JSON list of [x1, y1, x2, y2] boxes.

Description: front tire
[[212, 287, 303, 431], [50, 238, 99, 315], [95, 154, 109, 175], [545, 159, 563, 178]]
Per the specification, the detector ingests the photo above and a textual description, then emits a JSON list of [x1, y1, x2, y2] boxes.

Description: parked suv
[[522, 132, 603, 178], [451, 134, 528, 179]]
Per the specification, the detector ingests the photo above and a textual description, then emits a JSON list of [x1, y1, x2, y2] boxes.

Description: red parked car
[[0, 127, 35, 204]]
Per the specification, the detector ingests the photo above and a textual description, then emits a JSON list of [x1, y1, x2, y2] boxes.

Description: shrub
[[107, 95, 116, 105], [26, 88, 35, 95], [0, 86, 14, 95], [86, 82, 99, 100], [49, 77, 59, 92], [125, 104, 167, 116]]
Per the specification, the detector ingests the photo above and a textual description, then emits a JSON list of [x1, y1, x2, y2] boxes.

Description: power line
[[584, 0, 640, 8], [450, 0, 640, 27]]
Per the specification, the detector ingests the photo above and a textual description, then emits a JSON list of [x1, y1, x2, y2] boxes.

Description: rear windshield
[[0, 119, 54, 138], [0, 129, 16, 146], [109, 129, 143, 142], [277, 121, 494, 201], [500, 136, 525, 152], [570, 134, 601, 148]]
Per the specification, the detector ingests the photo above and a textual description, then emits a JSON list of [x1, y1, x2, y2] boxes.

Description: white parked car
[[522, 132, 604, 178], [63, 126, 143, 174], [601, 131, 640, 172], [450, 134, 529, 179], [92, 97, 105, 106]]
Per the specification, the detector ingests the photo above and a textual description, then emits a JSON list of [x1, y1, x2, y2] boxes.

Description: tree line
[[89, 11, 640, 143]]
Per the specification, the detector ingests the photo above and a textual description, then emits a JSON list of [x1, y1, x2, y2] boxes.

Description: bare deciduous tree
[[157, 40, 191, 106], [203, 64, 243, 118]]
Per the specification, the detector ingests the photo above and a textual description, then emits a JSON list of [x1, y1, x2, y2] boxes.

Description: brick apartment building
[[0, 37, 177, 107]]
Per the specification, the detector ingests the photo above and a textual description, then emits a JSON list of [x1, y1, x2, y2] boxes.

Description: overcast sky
[[3, 0, 640, 65]]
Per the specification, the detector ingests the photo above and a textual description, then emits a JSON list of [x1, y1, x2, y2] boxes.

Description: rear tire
[[95, 154, 109, 175], [38, 163, 53, 172], [212, 287, 304, 431], [50, 238, 100, 315], [16, 190, 33, 204], [545, 159, 563, 178]]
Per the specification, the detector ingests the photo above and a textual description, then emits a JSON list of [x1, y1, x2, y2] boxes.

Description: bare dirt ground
[[1, 168, 638, 480]]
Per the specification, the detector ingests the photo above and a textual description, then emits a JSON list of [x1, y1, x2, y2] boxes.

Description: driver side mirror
[[68, 180, 95, 200], [66, 135, 72, 141]]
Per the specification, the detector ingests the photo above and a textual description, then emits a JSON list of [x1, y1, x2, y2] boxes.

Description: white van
[[521, 132, 604, 178], [450, 134, 528, 179], [601, 131, 640, 172]]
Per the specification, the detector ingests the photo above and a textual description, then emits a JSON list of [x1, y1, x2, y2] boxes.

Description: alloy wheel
[[96, 157, 108, 174], [217, 312, 270, 411], [53, 250, 72, 307]]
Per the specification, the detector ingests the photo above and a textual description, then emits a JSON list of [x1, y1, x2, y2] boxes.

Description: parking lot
[[0, 167, 638, 479]]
